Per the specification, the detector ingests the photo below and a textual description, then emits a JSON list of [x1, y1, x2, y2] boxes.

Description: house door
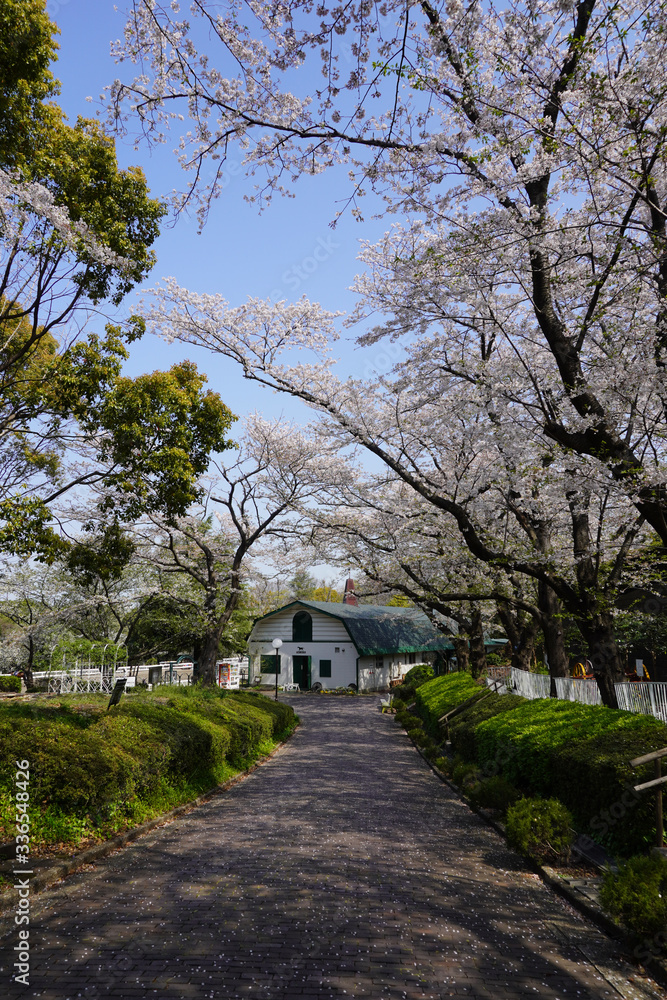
[[293, 656, 311, 690]]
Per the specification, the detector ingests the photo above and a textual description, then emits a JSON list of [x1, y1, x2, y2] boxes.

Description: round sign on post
[[272, 638, 283, 700]]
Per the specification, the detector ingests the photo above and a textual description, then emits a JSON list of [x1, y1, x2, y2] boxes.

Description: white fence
[[46, 670, 114, 695], [510, 667, 667, 722], [615, 682, 667, 722], [554, 676, 602, 706], [510, 668, 551, 700]]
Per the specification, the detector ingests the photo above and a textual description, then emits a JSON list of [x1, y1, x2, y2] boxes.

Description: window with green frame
[[319, 659, 332, 678], [261, 654, 280, 674]]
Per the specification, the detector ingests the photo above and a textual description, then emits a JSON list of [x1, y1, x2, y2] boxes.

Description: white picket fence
[[510, 667, 667, 722]]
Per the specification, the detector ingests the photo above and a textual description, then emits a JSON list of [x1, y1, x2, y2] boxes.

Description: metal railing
[[616, 681, 667, 722], [44, 670, 114, 694]]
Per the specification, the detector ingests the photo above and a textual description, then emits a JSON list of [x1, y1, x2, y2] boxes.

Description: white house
[[247, 591, 455, 692]]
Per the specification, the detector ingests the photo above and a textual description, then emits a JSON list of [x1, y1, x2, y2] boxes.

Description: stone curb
[[0, 724, 298, 917], [395, 719, 667, 990]]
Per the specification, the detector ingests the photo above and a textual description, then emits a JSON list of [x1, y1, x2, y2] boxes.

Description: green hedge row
[[414, 673, 667, 856], [414, 672, 482, 730], [0, 675, 21, 693], [0, 687, 296, 847]]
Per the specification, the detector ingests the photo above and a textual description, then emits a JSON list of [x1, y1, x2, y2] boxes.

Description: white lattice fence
[[614, 682, 667, 722], [510, 667, 551, 699], [554, 677, 602, 706], [44, 670, 114, 694]]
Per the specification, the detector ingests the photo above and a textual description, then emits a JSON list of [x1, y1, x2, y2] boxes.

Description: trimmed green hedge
[[0, 675, 21, 693], [414, 671, 481, 731], [413, 673, 667, 856], [449, 692, 527, 760], [0, 687, 296, 848]]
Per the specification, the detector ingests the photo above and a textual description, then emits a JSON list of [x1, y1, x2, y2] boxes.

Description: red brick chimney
[[343, 578, 358, 605]]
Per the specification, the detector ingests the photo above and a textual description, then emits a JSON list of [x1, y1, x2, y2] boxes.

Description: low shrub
[[600, 854, 667, 938], [468, 776, 520, 815], [391, 664, 435, 703], [474, 699, 667, 855], [506, 797, 573, 862], [0, 675, 21, 693], [449, 692, 526, 762], [452, 758, 482, 791], [0, 688, 296, 849], [434, 756, 452, 775]]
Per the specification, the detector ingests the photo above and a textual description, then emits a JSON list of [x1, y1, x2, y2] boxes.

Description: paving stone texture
[[1, 696, 665, 1000]]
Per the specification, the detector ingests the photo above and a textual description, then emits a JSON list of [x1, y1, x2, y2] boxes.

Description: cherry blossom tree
[[114, 0, 667, 536], [130, 415, 344, 685], [112, 1, 667, 702]]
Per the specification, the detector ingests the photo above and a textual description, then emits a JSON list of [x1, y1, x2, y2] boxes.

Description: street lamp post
[[272, 638, 283, 701]]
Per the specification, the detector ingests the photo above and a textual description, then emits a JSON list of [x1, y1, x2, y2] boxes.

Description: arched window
[[292, 610, 312, 642]]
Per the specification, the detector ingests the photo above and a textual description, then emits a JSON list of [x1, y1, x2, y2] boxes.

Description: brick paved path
[[1, 696, 665, 1000]]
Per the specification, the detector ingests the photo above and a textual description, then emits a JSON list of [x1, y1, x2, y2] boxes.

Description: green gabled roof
[[258, 600, 455, 657]]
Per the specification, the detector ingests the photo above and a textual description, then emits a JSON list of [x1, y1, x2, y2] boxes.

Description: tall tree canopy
[[0, 0, 237, 559], [113, 1, 667, 702]]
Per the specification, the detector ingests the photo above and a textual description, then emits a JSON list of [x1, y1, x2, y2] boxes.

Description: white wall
[[250, 606, 350, 643], [247, 641, 357, 689]]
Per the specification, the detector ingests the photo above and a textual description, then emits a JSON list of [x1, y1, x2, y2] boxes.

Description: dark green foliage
[[404, 663, 434, 688], [411, 729, 430, 749], [473, 699, 667, 855], [414, 672, 482, 731], [452, 759, 482, 791], [485, 652, 508, 667], [412, 674, 667, 856], [391, 663, 435, 703], [600, 854, 667, 938], [0, 675, 20, 692], [449, 692, 526, 761], [506, 797, 573, 862], [468, 776, 520, 815], [0, 688, 295, 845]]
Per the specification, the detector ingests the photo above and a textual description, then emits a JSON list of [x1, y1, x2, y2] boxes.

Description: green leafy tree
[[0, 1, 239, 559]]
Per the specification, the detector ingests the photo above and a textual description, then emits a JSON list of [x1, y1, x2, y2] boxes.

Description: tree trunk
[[469, 606, 488, 678], [579, 613, 624, 708], [453, 636, 470, 673], [538, 581, 569, 697], [193, 628, 222, 686], [496, 605, 539, 672], [23, 636, 35, 690]]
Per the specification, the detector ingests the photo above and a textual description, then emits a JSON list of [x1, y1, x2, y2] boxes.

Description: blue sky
[[50, 0, 395, 425]]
